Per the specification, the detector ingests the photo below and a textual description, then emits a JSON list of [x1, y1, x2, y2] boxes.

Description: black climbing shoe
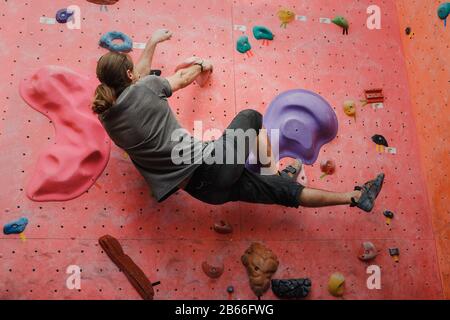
[[271, 278, 312, 299], [279, 160, 302, 181], [351, 173, 385, 213]]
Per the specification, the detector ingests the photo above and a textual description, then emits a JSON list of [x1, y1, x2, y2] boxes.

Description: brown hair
[[92, 52, 134, 114]]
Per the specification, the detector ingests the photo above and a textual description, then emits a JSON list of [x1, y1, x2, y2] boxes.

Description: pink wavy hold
[[19, 66, 111, 202]]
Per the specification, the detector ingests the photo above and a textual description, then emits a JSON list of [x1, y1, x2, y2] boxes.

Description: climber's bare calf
[[298, 187, 361, 207]]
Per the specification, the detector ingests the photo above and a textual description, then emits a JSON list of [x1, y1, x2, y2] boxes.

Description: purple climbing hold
[[56, 8, 74, 24], [247, 89, 338, 170]]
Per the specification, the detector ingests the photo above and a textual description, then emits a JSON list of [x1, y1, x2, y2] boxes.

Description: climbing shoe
[[350, 173, 385, 212], [279, 160, 302, 181]]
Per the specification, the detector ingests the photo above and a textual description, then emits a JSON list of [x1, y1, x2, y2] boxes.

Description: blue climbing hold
[[252, 26, 274, 41], [438, 3, 450, 26], [56, 8, 74, 24], [99, 31, 133, 53], [236, 35, 252, 54], [3, 217, 28, 235]]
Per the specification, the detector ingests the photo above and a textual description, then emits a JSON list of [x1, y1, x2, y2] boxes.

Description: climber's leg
[[298, 188, 361, 207]]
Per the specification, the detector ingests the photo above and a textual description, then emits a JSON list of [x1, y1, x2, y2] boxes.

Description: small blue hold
[[3, 217, 28, 235], [438, 2, 450, 26], [56, 8, 74, 24], [99, 31, 133, 53]]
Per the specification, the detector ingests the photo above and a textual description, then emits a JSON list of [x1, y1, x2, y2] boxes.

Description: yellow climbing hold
[[343, 100, 356, 117], [328, 272, 345, 297], [278, 9, 295, 28]]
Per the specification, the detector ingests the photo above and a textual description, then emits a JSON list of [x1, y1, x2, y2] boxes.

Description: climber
[[92, 29, 385, 212]]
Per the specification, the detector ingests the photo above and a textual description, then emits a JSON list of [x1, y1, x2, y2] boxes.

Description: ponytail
[[92, 84, 116, 114], [93, 51, 134, 114]]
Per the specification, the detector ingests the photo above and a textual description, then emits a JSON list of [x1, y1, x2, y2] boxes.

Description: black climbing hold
[[227, 286, 234, 294], [389, 248, 400, 256], [149, 69, 162, 76], [271, 278, 312, 299], [372, 134, 389, 147], [405, 27, 411, 35], [383, 210, 394, 219]]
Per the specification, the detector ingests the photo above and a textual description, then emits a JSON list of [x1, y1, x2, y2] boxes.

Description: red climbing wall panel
[[0, 0, 444, 299], [396, 0, 450, 298]]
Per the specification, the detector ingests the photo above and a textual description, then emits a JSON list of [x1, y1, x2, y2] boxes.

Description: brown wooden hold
[[98, 235, 155, 300], [241, 242, 279, 298]]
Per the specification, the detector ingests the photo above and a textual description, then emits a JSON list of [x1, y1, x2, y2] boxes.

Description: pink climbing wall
[[0, 0, 444, 299], [396, 0, 450, 298]]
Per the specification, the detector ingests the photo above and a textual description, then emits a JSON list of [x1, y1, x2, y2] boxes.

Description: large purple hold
[[247, 89, 338, 170]]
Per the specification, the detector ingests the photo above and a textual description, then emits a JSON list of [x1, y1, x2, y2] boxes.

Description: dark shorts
[[184, 109, 304, 208]]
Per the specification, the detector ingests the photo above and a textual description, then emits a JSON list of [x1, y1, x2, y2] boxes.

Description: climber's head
[[92, 52, 135, 114]]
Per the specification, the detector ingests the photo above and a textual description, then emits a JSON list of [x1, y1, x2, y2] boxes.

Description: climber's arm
[[134, 29, 172, 79], [166, 64, 203, 93]]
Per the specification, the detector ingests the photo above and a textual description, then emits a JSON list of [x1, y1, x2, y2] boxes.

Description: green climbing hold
[[332, 16, 349, 35], [438, 3, 450, 26], [332, 16, 349, 28], [236, 35, 252, 53], [252, 26, 274, 41], [438, 3, 450, 20]]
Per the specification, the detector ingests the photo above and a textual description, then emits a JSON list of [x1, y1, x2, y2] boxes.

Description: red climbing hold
[[202, 260, 224, 279], [19, 66, 111, 201], [213, 220, 233, 234]]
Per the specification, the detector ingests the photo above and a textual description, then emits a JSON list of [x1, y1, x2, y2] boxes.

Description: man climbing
[[92, 29, 385, 212]]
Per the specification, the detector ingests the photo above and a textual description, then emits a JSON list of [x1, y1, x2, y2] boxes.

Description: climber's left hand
[[150, 29, 173, 45]]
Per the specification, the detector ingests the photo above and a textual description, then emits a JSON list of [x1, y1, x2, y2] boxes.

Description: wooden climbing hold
[[99, 235, 157, 300], [241, 243, 279, 298]]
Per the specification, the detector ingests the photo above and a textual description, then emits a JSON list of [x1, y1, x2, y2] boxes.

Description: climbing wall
[[396, 0, 450, 299], [0, 0, 444, 299]]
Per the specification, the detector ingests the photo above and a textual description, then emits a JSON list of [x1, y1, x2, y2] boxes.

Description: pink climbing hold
[[19, 66, 111, 202], [174, 57, 212, 87]]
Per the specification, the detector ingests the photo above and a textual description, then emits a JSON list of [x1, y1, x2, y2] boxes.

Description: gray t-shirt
[[99, 75, 214, 202]]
